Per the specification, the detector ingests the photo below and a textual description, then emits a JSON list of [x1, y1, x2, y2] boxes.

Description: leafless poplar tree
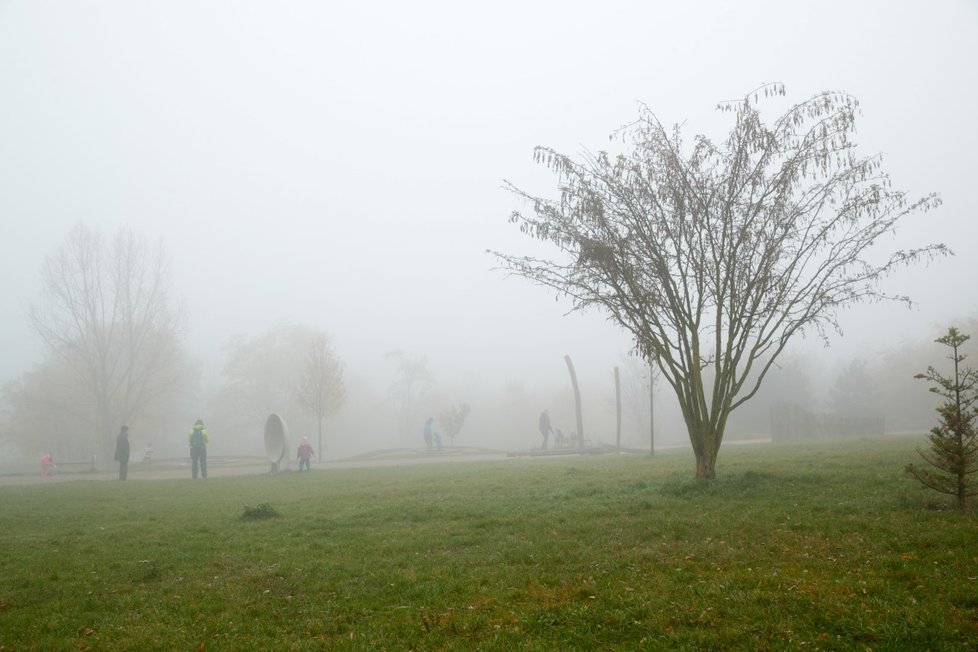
[[495, 85, 946, 479], [214, 325, 336, 443], [295, 333, 346, 461], [27, 224, 186, 458], [386, 351, 434, 445]]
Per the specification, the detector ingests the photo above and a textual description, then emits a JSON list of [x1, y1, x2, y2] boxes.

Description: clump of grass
[[240, 503, 280, 520], [134, 558, 162, 583]]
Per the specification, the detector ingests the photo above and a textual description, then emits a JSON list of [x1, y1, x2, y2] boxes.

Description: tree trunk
[[98, 401, 114, 471], [956, 432, 964, 509], [317, 416, 323, 462], [694, 450, 717, 480], [688, 419, 721, 480]]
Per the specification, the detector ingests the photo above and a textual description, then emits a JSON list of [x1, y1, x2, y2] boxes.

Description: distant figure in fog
[[297, 437, 315, 472], [40, 452, 55, 477], [433, 431, 443, 450], [189, 419, 209, 479], [114, 425, 130, 481], [423, 417, 434, 451], [539, 410, 553, 450], [555, 428, 565, 448], [143, 442, 155, 463]]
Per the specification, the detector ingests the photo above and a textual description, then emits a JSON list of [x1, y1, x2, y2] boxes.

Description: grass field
[[1, 436, 976, 651]]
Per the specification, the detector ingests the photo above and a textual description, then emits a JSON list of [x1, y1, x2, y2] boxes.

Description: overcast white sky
[[1, 0, 976, 393]]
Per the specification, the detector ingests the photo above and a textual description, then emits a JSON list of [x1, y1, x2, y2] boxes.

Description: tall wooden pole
[[564, 355, 584, 449], [614, 366, 622, 453], [649, 361, 655, 456]]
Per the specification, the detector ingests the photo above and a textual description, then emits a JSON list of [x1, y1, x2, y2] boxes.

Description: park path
[[0, 450, 514, 487], [0, 441, 773, 488]]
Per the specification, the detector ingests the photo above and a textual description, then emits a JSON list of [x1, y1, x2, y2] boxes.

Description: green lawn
[[1, 436, 975, 650]]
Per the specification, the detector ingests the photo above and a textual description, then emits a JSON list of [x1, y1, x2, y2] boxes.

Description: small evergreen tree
[[906, 327, 978, 509]]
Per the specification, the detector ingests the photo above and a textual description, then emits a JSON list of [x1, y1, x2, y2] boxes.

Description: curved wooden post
[[564, 355, 584, 449]]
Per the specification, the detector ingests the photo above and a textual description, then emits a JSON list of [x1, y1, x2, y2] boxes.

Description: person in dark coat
[[114, 426, 130, 481], [538, 410, 553, 450]]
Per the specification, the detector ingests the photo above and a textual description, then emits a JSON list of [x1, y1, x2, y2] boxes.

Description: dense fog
[[1, 1, 976, 470]]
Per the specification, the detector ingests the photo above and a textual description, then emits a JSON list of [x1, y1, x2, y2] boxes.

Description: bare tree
[[3, 361, 87, 460], [26, 224, 187, 459], [295, 333, 346, 461], [214, 324, 329, 442], [386, 351, 434, 445], [494, 85, 946, 479], [829, 358, 879, 418]]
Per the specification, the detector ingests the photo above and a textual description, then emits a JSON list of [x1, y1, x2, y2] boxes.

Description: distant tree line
[[0, 224, 349, 465]]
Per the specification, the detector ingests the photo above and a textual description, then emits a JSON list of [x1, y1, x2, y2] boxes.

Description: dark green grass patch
[[0, 436, 976, 650], [241, 502, 281, 520]]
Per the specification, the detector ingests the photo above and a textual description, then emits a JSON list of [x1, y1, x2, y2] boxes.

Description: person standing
[[538, 410, 553, 450], [189, 419, 209, 479], [40, 452, 55, 477], [114, 426, 130, 481], [423, 417, 434, 451], [296, 436, 315, 472]]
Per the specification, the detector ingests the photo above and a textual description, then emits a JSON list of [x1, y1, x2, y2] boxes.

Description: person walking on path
[[114, 426, 130, 481], [189, 419, 209, 479], [297, 437, 315, 472], [538, 410, 553, 450]]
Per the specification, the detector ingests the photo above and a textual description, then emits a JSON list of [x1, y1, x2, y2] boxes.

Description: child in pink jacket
[[297, 437, 314, 472]]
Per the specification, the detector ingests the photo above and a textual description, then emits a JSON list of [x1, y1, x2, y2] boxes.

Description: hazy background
[[1, 1, 976, 461]]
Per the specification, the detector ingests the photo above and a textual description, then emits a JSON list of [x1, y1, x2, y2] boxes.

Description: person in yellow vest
[[188, 419, 209, 479]]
